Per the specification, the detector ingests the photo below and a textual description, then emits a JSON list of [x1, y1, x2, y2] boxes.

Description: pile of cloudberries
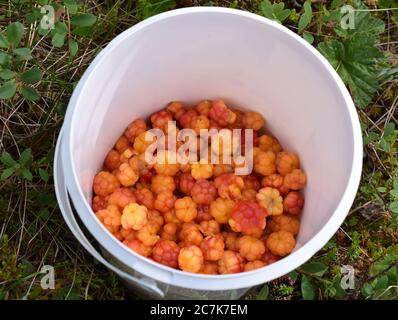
[[92, 100, 306, 274]]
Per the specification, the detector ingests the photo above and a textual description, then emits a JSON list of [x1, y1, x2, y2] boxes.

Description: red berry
[[191, 179, 217, 205], [229, 201, 267, 235]]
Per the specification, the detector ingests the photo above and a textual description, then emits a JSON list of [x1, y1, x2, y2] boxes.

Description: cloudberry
[[151, 174, 176, 194], [96, 205, 122, 228], [124, 239, 151, 257], [199, 220, 220, 236], [121, 203, 148, 230], [161, 222, 178, 241], [164, 210, 181, 225], [136, 223, 160, 246], [256, 187, 283, 216], [261, 174, 284, 188], [196, 100, 211, 116], [119, 147, 137, 163], [213, 163, 234, 177], [191, 115, 210, 135], [92, 195, 108, 212], [115, 163, 139, 187], [243, 174, 261, 191], [104, 150, 120, 171], [125, 118, 147, 142], [201, 261, 219, 274], [214, 173, 244, 200], [133, 131, 156, 154], [166, 101, 183, 115], [139, 168, 156, 184], [258, 135, 282, 153], [107, 187, 136, 208], [229, 201, 267, 235], [179, 163, 191, 173], [93, 171, 120, 196], [175, 197, 197, 223], [276, 152, 299, 176], [209, 198, 235, 224], [254, 151, 276, 176], [147, 209, 164, 230], [178, 172, 195, 195], [238, 235, 266, 261], [151, 110, 172, 130], [268, 215, 300, 235], [244, 260, 266, 272], [179, 222, 203, 246], [115, 135, 129, 152], [154, 150, 180, 176], [283, 191, 304, 215], [154, 191, 176, 213], [191, 179, 217, 205], [284, 169, 307, 190], [178, 108, 198, 129], [266, 231, 296, 256], [120, 227, 136, 242], [241, 189, 257, 201], [191, 162, 213, 180], [152, 239, 180, 268], [129, 153, 151, 177], [218, 251, 245, 274], [201, 235, 225, 261], [208, 100, 236, 127], [229, 108, 244, 129], [262, 251, 279, 265], [196, 204, 212, 222], [134, 187, 155, 209], [242, 111, 265, 131], [223, 232, 240, 251], [178, 245, 204, 273]]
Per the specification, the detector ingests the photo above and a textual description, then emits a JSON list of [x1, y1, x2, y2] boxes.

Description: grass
[[0, 0, 397, 300]]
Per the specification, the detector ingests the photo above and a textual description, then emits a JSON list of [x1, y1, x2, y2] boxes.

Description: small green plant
[[0, 149, 34, 181]]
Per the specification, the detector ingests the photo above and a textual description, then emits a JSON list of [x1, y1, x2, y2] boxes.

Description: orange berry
[[104, 149, 120, 171], [208, 100, 236, 127], [256, 187, 283, 216], [276, 152, 299, 176], [284, 169, 307, 190], [266, 231, 296, 256], [178, 245, 204, 273], [191, 179, 217, 205], [96, 204, 122, 228], [147, 209, 164, 230], [175, 197, 197, 223], [119, 146, 137, 163], [200, 235, 225, 261], [209, 197, 235, 224], [133, 131, 156, 154], [243, 174, 261, 191], [152, 239, 180, 268], [136, 223, 160, 246], [262, 251, 279, 265], [213, 163, 234, 177], [254, 151, 276, 176], [129, 153, 152, 177], [191, 115, 210, 134], [134, 187, 155, 209], [218, 251, 245, 274], [178, 108, 198, 129], [161, 222, 178, 241], [166, 101, 183, 115], [196, 204, 212, 222], [244, 260, 266, 272], [125, 118, 147, 142], [238, 235, 265, 261], [150, 110, 172, 130], [196, 100, 211, 116], [108, 187, 136, 208], [191, 162, 213, 180], [201, 261, 219, 274], [120, 227, 136, 242], [121, 203, 148, 230], [124, 239, 151, 257], [258, 135, 282, 153], [214, 173, 244, 200], [179, 222, 203, 246], [241, 189, 257, 201], [242, 111, 265, 131], [154, 150, 180, 176], [164, 210, 181, 225], [283, 191, 304, 215], [115, 135, 129, 153], [261, 173, 284, 188], [115, 163, 139, 187], [223, 232, 240, 251], [151, 175, 176, 194], [229, 201, 267, 235], [178, 172, 195, 195], [93, 171, 120, 196], [92, 195, 108, 212], [268, 215, 300, 235], [154, 191, 176, 213], [199, 219, 220, 236]]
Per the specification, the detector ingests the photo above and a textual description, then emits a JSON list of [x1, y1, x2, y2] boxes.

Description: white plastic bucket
[[54, 7, 363, 299]]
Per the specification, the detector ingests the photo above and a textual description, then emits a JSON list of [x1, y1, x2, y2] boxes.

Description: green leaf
[[0, 33, 9, 48], [383, 122, 395, 140], [38, 168, 49, 182], [21, 86, 40, 101], [259, 0, 291, 24], [0, 80, 16, 99], [64, 0, 78, 15], [390, 201, 398, 214], [288, 270, 299, 283], [301, 275, 315, 300], [53, 21, 68, 35], [68, 39, 78, 57], [19, 149, 33, 166], [379, 0, 398, 23], [303, 31, 314, 44], [136, 0, 176, 20], [13, 47, 32, 60], [21, 168, 33, 181], [71, 13, 97, 27], [1, 167, 15, 180], [301, 262, 328, 277], [52, 33, 66, 48], [0, 151, 17, 167], [0, 51, 11, 64], [0, 68, 14, 80], [389, 189, 398, 198], [20, 67, 42, 84], [72, 26, 93, 37], [394, 176, 398, 190], [298, 1, 313, 33], [256, 285, 269, 300], [7, 22, 24, 47]]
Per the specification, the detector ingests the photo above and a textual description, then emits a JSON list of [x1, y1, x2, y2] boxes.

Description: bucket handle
[[54, 136, 165, 298]]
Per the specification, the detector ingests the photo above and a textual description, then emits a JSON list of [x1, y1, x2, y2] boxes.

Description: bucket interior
[[68, 10, 354, 254]]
